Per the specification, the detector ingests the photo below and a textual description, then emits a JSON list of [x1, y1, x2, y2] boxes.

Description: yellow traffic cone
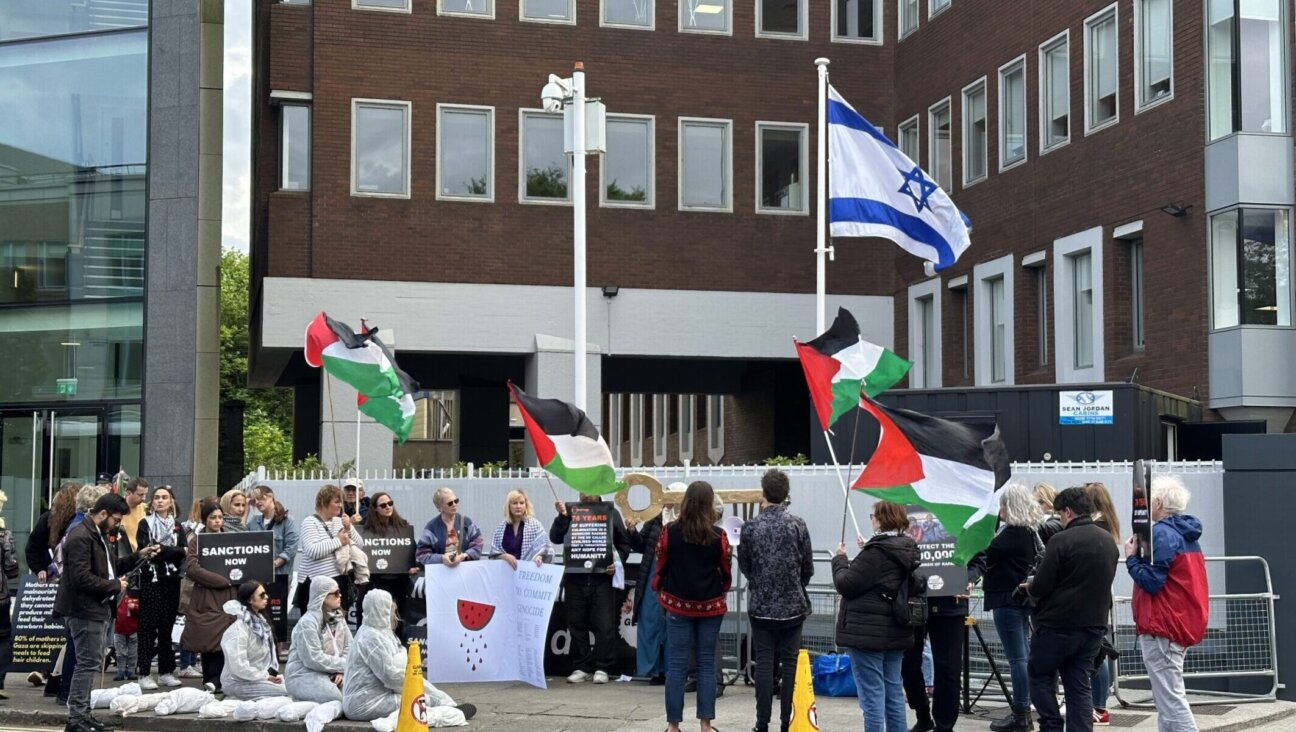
[[396, 641, 429, 732], [788, 649, 819, 732]]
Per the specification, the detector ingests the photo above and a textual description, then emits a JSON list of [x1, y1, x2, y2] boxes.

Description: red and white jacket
[[1126, 514, 1209, 648]]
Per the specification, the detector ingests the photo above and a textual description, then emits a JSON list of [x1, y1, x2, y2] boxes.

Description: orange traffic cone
[[788, 649, 819, 732], [396, 641, 429, 732]]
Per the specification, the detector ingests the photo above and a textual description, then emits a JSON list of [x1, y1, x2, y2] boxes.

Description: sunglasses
[[377, 501, 394, 509], [327, 590, 341, 597], [445, 498, 460, 507], [255, 591, 268, 599]]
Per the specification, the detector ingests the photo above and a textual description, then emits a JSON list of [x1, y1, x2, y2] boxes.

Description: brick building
[[249, 0, 1292, 469]]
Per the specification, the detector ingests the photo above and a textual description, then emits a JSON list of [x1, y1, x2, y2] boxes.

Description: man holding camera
[[1023, 487, 1119, 732], [54, 494, 161, 732]]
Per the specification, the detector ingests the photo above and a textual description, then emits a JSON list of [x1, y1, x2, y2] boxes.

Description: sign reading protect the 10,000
[[1059, 390, 1115, 425]]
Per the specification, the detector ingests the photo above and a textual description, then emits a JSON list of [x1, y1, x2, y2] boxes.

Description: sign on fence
[[11, 575, 64, 672], [197, 531, 274, 583]]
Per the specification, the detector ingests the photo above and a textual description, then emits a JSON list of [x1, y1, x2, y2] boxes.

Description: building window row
[[290, 100, 809, 214], [325, 0, 884, 42]]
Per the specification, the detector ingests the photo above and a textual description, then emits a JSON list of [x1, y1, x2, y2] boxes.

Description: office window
[[679, 118, 732, 211], [1073, 251, 1094, 369], [757, 123, 807, 214], [1085, 5, 1119, 132], [1130, 237, 1145, 349], [999, 57, 1027, 168], [1135, 0, 1172, 109], [1040, 33, 1070, 151], [928, 99, 951, 191], [962, 80, 987, 185], [1208, 0, 1287, 139], [354, 0, 410, 10], [833, 0, 879, 42], [1211, 209, 1291, 328], [678, 395, 695, 462], [522, 0, 574, 22], [898, 116, 919, 162], [1034, 264, 1049, 366], [989, 278, 1006, 382], [601, 115, 653, 207], [437, 105, 493, 201], [441, 0, 493, 17], [974, 255, 1014, 386], [603, 0, 652, 27], [520, 110, 569, 203], [909, 279, 942, 388], [280, 104, 310, 191], [899, 0, 918, 38], [681, 0, 730, 33], [929, 0, 949, 16], [351, 100, 410, 197], [758, 0, 804, 37]]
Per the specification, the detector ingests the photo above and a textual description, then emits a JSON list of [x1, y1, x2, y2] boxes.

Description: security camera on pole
[[540, 64, 606, 411]]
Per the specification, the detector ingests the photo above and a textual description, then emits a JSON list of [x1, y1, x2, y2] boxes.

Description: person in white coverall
[[285, 575, 351, 703], [220, 581, 286, 700], [341, 589, 475, 725]]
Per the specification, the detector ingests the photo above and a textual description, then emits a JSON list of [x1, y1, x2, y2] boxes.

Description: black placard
[[1131, 459, 1153, 563], [354, 526, 416, 574], [564, 502, 613, 573], [197, 530, 275, 584], [906, 505, 962, 597], [11, 575, 65, 672]]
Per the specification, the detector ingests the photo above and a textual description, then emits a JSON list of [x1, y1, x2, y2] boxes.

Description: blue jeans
[[65, 617, 109, 725], [847, 648, 906, 732], [665, 612, 722, 724], [180, 649, 198, 668], [993, 605, 1032, 709], [1092, 657, 1110, 709]]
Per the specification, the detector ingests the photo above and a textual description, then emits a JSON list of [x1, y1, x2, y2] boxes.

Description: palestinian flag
[[852, 397, 1011, 565], [508, 383, 620, 495], [796, 307, 911, 430], [304, 312, 400, 398], [357, 334, 427, 443]]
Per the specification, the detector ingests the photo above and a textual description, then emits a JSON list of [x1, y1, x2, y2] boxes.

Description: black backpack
[[880, 551, 929, 627]]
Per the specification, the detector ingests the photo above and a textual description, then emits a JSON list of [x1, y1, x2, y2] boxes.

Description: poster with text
[[354, 526, 416, 574], [424, 561, 563, 689], [563, 502, 613, 573], [1131, 459, 1152, 563], [905, 505, 962, 597], [11, 575, 64, 672], [197, 531, 274, 584]]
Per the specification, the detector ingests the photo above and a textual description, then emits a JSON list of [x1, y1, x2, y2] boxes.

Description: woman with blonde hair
[[983, 485, 1047, 732], [1034, 483, 1063, 544], [246, 484, 298, 642], [488, 489, 551, 569]]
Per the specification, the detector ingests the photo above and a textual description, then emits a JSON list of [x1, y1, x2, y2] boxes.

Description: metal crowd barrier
[[1112, 555, 1279, 707]]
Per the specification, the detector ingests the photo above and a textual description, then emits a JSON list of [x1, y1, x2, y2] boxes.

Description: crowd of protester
[[11, 469, 1207, 732]]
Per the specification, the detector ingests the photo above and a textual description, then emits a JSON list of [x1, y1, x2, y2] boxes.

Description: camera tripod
[[961, 614, 1013, 714]]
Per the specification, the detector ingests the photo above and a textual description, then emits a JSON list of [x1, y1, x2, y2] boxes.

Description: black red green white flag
[[796, 307, 910, 431], [356, 333, 427, 444], [304, 312, 400, 398], [852, 397, 1010, 564], [508, 383, 620, 495]]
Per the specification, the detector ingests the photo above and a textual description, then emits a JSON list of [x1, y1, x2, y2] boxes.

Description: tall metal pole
[[572, 62, 588, 411], [815, 57, 831, 335]]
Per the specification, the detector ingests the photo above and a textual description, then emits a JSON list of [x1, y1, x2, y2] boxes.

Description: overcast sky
[[222, 1, 251, 253]]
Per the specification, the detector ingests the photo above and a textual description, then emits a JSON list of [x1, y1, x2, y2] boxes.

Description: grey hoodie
[[342, 589, 455, 721], [285, 576, 351, 703]]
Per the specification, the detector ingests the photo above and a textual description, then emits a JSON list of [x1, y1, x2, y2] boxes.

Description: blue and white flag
[[828, 85, 972, 271]]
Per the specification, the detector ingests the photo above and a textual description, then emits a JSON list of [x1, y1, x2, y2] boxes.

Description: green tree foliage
[[605, 179, 647, 202], [220, 250, 295, 472], [525, 165, 568, 199]]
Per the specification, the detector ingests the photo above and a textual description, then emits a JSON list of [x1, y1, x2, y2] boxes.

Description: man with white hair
[[1124, 476, 1208, 732]]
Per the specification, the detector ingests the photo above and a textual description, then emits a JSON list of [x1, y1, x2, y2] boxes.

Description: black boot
[[990, 706, 1033, 732], [909, 718, 935, 732]]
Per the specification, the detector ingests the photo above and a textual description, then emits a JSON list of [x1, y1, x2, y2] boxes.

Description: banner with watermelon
[[424, 561, 564, 689]]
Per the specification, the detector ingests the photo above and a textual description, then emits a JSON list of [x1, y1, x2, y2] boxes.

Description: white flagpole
[[355, 408, 362, 477], [815, 57, 832, 335], [822, 432, 863, 538]]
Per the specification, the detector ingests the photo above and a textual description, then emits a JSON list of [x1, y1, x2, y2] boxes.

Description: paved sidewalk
[[0, 676, 1290, 731]]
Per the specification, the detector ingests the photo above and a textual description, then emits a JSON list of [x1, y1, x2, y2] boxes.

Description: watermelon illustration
[[457, 599, 496, 631]]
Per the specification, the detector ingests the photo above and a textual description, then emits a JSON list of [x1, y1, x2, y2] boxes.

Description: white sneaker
[[139, 674, 159, 691], [592, 670, 609, 684], [158, 673, 182, 687], [566, 670, 591, 683], [178, 665, 202, 679]]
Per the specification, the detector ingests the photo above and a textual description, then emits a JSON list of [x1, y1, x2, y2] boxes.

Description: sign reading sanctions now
[[197, 531, 275, 584]]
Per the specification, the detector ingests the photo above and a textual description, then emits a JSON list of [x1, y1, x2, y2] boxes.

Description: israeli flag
[[828, 85, 971, 271]]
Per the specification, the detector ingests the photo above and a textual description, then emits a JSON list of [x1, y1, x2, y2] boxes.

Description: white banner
[[424, 561, 563, 689]]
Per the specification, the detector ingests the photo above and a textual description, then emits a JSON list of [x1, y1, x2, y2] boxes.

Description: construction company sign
[[1059, 390, 1114, 425]]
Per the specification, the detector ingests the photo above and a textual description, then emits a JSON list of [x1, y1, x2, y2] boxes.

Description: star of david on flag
[[827, 86, 972, 271]]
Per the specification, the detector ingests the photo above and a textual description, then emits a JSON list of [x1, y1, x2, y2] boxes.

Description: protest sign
[[197, 531, 274, 584], [906, 505, 962, 597], [11, 575, 64, 672], [564, 502, 613, 573], [354, 526, 416, 574], [1131, 459, 1152, 563], [424, 561, 563, 689]]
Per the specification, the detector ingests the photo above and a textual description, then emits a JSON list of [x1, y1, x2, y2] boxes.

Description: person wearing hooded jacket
[[833, 500, 921, 732], [181, 500, 239, 692], [285, 576, 351, 703], [342, 589, 475, 725], [220, 581, 284, 700]]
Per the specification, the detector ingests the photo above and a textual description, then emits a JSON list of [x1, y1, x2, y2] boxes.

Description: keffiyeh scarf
[[149, 514, 177, 546], [242, 606, 279, 671]]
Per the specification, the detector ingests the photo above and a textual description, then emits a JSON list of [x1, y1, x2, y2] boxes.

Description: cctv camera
[[541, 80, 566, 113]]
